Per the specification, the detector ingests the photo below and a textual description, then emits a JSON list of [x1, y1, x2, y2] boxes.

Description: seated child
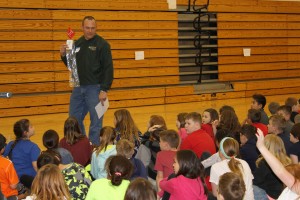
[[159, 150, 208, 199], [42, 129, 73, 164], [210, 137, 254, 199], [217, 172, 246, 200], [3, 119, 40, 181], [268, 102, 280, 117], [268, 114, 292, 154], [155, 130, 180, 192], [0, 133, 25, 200], [239, 124, 259, 173], [202, 108, 219, 140], [37, 150, 92, 200], [253, 134, 291, 199], [244, 109, 268, 136], [289, 123, 300, 164], [180, 112, 216, 158], [91, 126, 117, 179], [114, 109, 142, 156], [285, 97, 299, 123], [277, 105, 294, 137], [251, 94, 269, 125], [24, 164, 70, 200], [59, 117, 92, 167], [85, 155, 133, 200], [124, 178, 156, 200], [116, 139, 147, 180], [136, 128, 163, 181]]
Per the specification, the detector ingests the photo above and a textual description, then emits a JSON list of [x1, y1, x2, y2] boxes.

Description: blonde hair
[[31, 164, 70, 200], [96, 126, 116, 156], [116, 139, 134, 159], [114, 109, 140, 143], [256, 134, 291, 167]]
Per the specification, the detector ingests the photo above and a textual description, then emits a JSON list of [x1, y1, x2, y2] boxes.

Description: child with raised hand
[[256, 129, 300, 199], [114, 109, 141, 156], [91, 126, 117, 179], [3, 119, 40, 180], [159, 150, 208, 199], [86, 155, 133, 200], [124, 178, 157, 200], [289, 123, 300, 164], [24, 164, 71, 200], [59, 116, 92, 167], [253, 134, 291, 199], [42, 129, 73, 165], [155, 130, 180, 193], [116, 139, 147, 180], [209, 137, 254, 200], [201, 108, 219, 140], [217, 172, 246, 200], [176, 112, 188, 141]]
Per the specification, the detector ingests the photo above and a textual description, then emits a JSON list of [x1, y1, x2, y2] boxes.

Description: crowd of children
[[1, 94, 300, 200]]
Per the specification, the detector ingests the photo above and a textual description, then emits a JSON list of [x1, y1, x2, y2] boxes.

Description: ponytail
[[106, 155, 133, 186], [220, 137, 244, 181]]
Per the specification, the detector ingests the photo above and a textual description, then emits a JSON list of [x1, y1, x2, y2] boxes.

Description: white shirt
[[210, 158, 254, 200], [277, 187, 299, 200]]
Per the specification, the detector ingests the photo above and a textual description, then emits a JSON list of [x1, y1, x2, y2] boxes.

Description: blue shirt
[[3, 140, 40, 178]]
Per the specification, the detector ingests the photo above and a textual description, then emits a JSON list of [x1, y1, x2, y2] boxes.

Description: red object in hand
[[67, 27, 75, 39]]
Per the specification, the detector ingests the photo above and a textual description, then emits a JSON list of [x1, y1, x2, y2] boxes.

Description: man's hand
[[99, 91, 107, 106], [60, 44, 68, 57]]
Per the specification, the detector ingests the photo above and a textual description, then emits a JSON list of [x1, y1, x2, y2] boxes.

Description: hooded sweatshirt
[[91, 145, 117, 179]]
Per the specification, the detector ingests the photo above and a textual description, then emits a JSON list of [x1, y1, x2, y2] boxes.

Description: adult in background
[[60, 16, 114, 146]]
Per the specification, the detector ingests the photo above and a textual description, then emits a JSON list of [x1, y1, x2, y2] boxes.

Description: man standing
[[60, 16, 113, 146]]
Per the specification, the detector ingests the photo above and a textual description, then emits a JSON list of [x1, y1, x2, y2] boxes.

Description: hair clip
[[115, 172, 122, 176]]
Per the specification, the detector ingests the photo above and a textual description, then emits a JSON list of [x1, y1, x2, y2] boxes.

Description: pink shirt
[[178, 128, 188, 142], [159, 175, 207, 200], [154, 150, 176, 178]]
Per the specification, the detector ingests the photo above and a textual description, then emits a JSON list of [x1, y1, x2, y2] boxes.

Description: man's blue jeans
[[69, 84, 103, 146]]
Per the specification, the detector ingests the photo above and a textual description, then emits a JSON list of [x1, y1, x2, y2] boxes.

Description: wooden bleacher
[[1, 0, 300, 118]]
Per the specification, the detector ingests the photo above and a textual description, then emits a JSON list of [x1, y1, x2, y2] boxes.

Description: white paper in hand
[[95, 98, 109, 119]]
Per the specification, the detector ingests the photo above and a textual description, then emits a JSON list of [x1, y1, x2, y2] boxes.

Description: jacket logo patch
[[89, 46, 97, 51], [75, 47, 80, 53]]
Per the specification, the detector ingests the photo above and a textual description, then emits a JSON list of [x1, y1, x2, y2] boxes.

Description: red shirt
[[201, 123, 214, 141], [180, 129, 216, 158], [252, 123, 268, 136], [59, 136, 92, 166], [154, 150, 177, 178]]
